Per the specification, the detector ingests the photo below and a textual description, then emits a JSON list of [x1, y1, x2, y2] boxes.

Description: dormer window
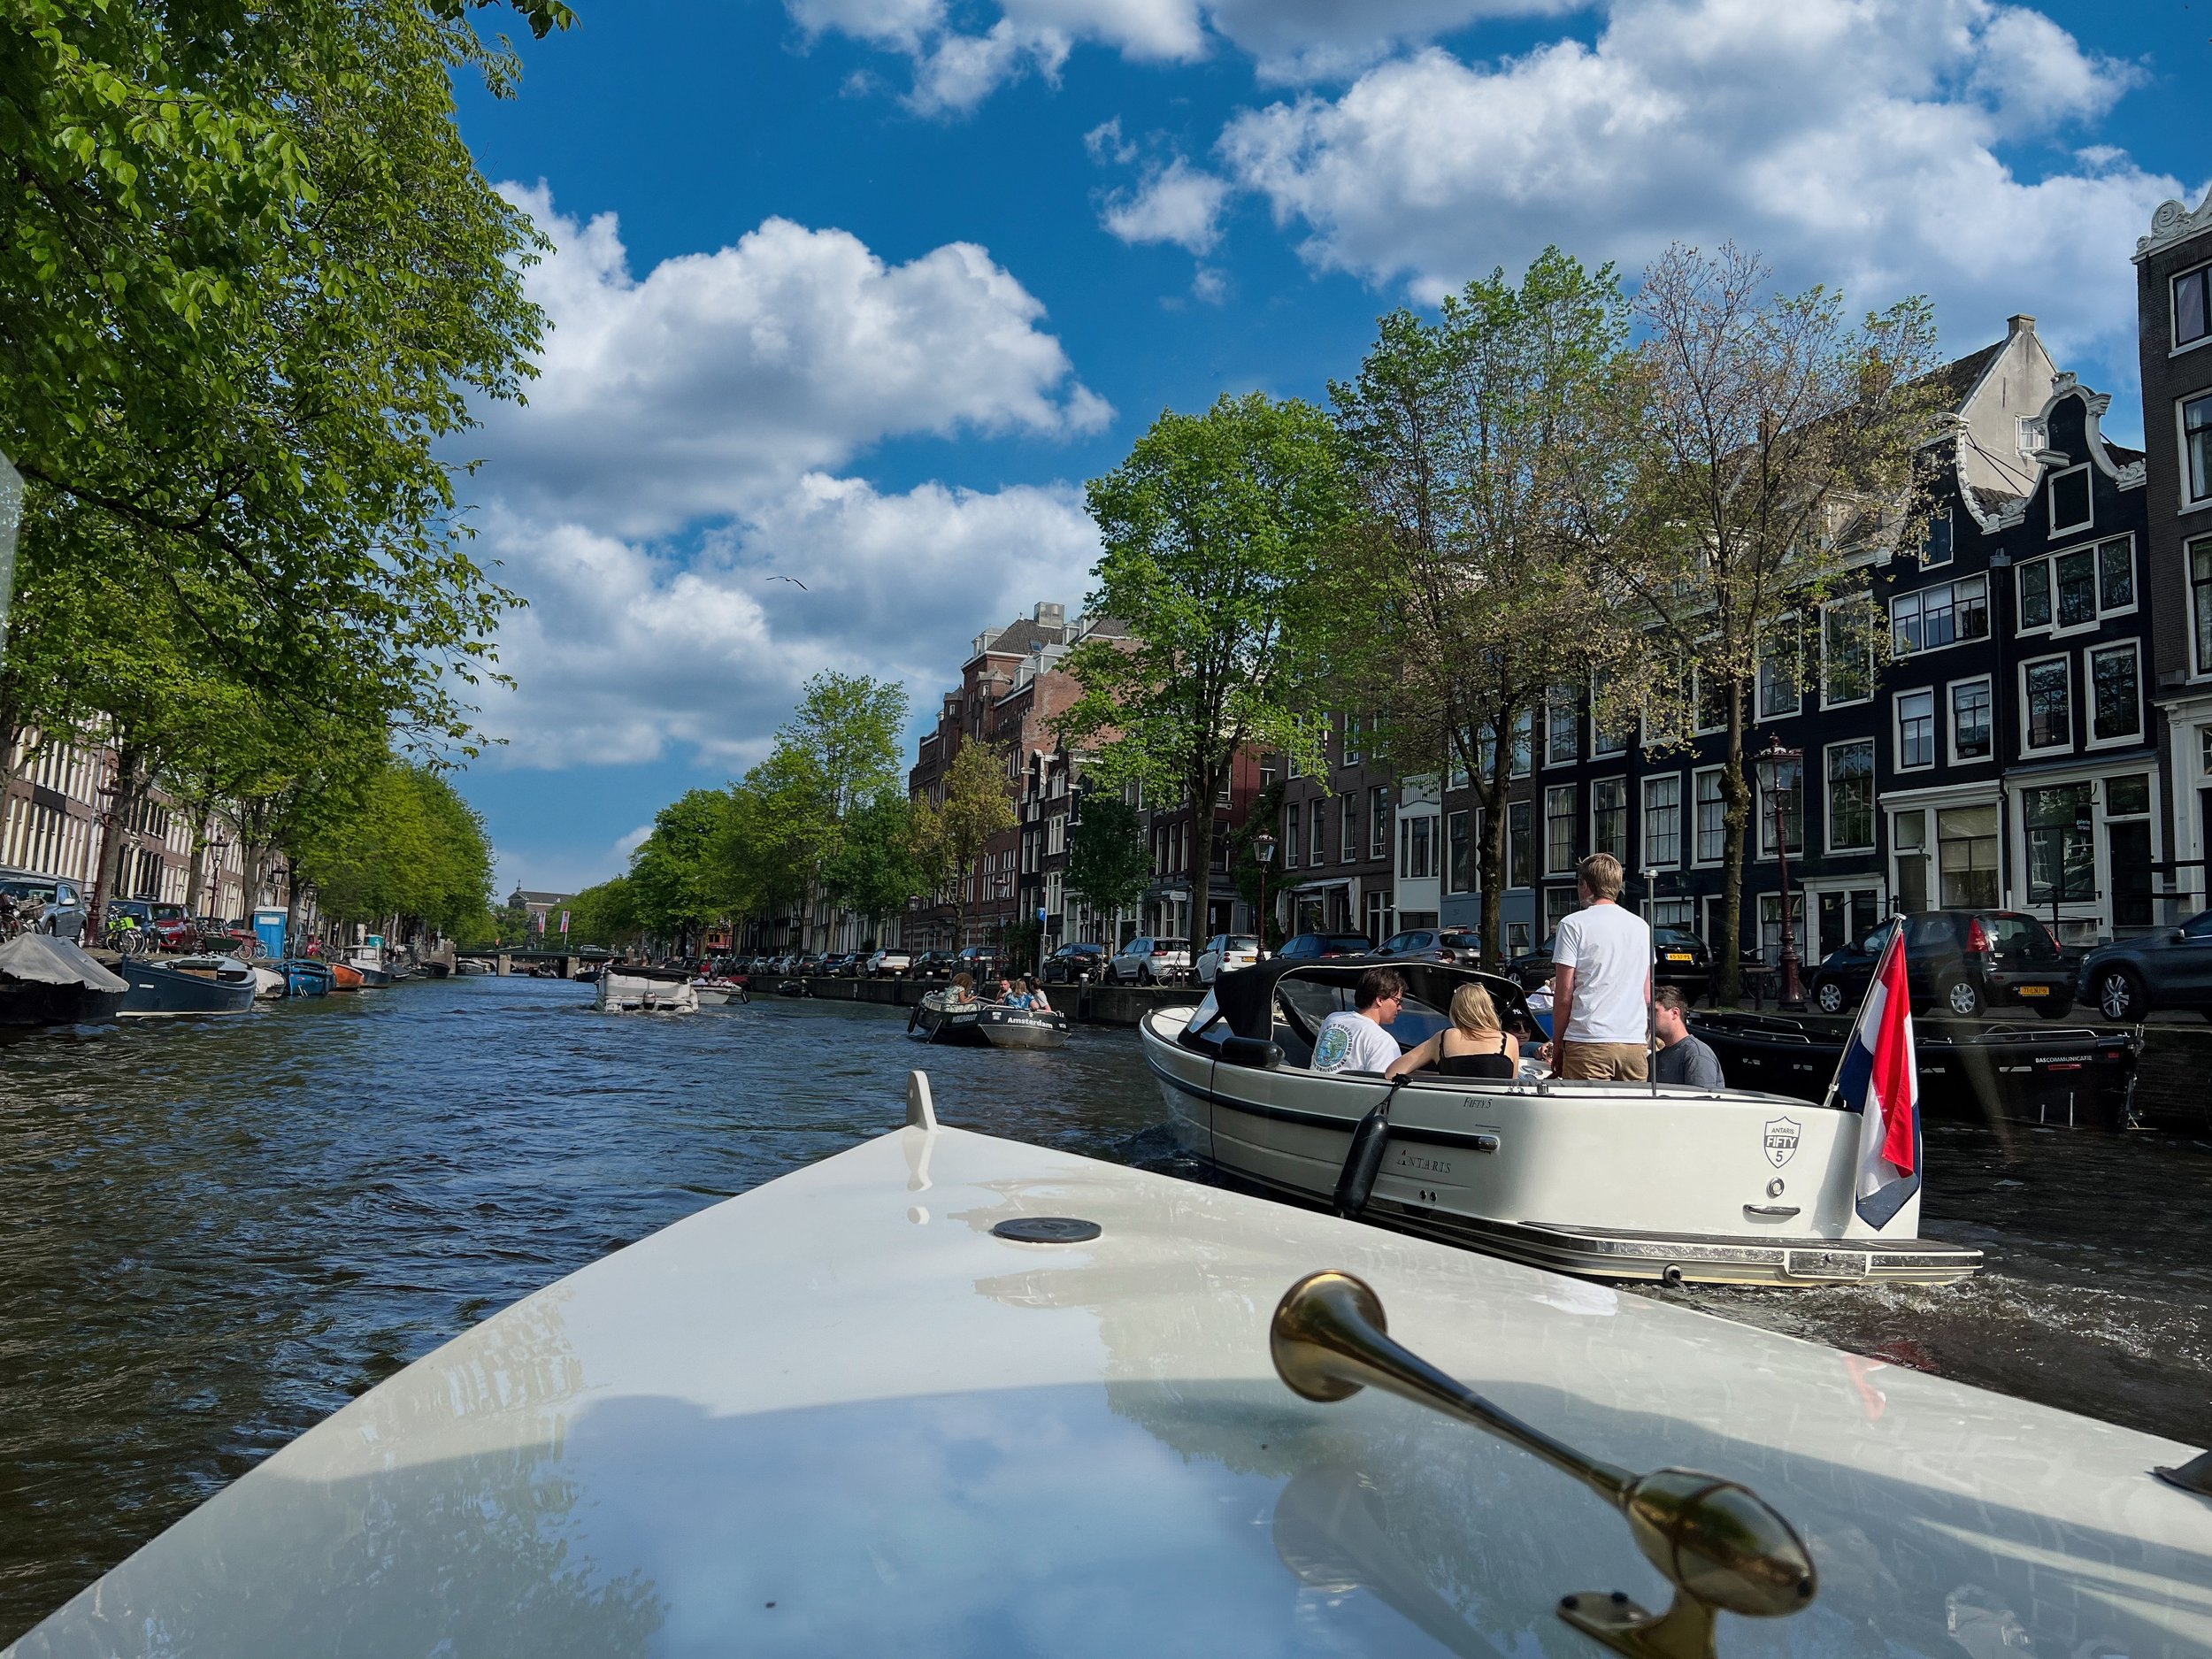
[[2047, 464, 2092, 537], [2177, 263, 2210, 349]]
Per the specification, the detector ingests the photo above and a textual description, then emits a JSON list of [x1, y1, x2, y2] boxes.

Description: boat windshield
[[1274, 976, 1448, 1056]]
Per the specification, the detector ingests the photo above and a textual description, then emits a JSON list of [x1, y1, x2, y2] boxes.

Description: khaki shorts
[[1558, 1040, 1650, 1082]]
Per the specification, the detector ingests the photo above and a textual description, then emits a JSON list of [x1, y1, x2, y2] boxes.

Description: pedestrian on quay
[[1548, 853, 1653, 1081], [1651, 987, 1724, 1089]]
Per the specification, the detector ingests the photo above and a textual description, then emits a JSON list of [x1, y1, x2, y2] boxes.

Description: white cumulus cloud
[[1102, 157, 1232, 253], [1216, 0, 2186, 391]]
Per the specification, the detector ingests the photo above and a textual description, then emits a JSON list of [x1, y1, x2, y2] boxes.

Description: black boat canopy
[[1200, 959, 1537, 1042]]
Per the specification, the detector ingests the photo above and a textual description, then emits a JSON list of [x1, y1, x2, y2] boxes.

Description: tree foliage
[[627, 789, 733, 949], [1064, 793, 1151, 924], [291, 758, 495, 937], [911, 739, 1015, 943], [1059, 392, 1358, 939]]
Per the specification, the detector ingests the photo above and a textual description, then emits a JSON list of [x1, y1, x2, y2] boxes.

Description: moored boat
[[326, 961, 366, 992], [249, 964, 287, 1000], [1691, 1009, 2140, 1130], [595, 964, 699, 1014], [117, 953, 257, 1017], [7, 1072, 2202, 1657], [1141, 960, 1982, 1287], [0, 933, 127, 1025], [342, 944, 394, 988], [280, 958, 334, 997]]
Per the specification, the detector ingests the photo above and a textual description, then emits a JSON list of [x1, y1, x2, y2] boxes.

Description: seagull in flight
[[765, 574, 808, 589]]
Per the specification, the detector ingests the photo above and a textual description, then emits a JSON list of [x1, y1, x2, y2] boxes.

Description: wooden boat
[[595, 964, 699, 1014], [0, 933, 127, 1025], [1690, 1009, 2141, 1130], [10, 1071, 2204, 1657], [909, 990, 1069, 1048], [1141, 961, 1982, 1288], [117, 953, 257, 1017], [326, 961, 366, 992]]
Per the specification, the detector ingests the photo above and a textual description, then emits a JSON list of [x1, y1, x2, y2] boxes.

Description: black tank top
[[1437, 1031, 1516, 1079]]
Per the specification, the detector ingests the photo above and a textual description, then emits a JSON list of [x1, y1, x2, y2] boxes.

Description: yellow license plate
[[2016, 985, 2048, 996], [1667, 952, 1694, 962]]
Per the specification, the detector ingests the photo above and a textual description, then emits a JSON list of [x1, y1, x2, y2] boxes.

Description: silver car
[[0, 874, 88, 942], [1194, 933, 1261, 985], [1109, 936, 1191, 985]]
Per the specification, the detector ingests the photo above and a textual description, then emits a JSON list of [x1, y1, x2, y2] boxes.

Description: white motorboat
[[1141, 961, 1982, 1288], [8, 1071, 2203, 1657], [249, 964, 286, 1000], [593, 964, 699, 1014], [693, 978, 749, 1006]]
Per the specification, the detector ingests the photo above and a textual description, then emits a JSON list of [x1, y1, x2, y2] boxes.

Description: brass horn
[[1270, 1271, 1816, 1659]]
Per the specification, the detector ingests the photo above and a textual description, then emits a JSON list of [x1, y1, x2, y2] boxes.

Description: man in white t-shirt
[[1311, 966, 1407, 1075], [1550, 852, 1653, 1081]]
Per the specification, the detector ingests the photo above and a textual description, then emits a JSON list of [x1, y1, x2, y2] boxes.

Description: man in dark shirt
[[1652, 987, 1724, 1089]]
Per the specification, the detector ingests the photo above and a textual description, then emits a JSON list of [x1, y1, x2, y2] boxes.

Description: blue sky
[[445, 0, 2210, 895]]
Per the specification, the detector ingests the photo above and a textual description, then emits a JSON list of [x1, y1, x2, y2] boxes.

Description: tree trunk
[[1717, 681, 1751, 1004], [88, 742, 145, 942], [1475, 718, 1516, 968]]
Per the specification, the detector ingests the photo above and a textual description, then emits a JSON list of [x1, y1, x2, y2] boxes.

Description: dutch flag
[[1823, 922, 1922, 1229]]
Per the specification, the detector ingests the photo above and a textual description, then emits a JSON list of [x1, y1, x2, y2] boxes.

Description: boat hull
[[978, 1006, 1070, 1048], [1141, 1005, 1979, 1288], [118, 957, 257, 1017], [280, 959, 333, 997], [595, 971, 699, 1014], [1693, 1010, 2139, 1130], [907, 996, 982, 1042], [0, 980, 125, 1025], [326, 962, 365, 992]]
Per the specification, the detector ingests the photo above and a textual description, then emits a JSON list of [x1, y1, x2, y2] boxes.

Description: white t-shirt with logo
[[1312, 1010, 1402, 1074], [1554, 902, 1653, 1044]]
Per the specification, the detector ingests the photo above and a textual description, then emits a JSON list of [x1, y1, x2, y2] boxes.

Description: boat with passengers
[[1140, 959, 1981, 1288], [7, 1070, 2202, 1658]]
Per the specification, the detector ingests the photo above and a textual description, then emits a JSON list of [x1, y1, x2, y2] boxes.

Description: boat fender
[[1220, 1034, 1283, 1071], [1333, 1079, 1409, 1219]]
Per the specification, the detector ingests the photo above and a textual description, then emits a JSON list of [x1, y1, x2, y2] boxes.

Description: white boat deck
[[10, 1100, 2207, 1656]]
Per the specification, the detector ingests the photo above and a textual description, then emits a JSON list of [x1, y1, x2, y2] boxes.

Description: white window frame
[[1892, 572, 1989, 660], [2047, 461, 2093, 537], [1893, 685, 1937, 773], [2174, 257, 2212, 355], [1340, 794, 1358, 864], [1755, 756, 1804, 861], [1947, 674, 1994, 766], [1824, 739, 1876, 855], [2085, 639, 2144, 750], [1692, 665, 1730, 735], [2020, 652, 2073, 757], [1819, 598, 1875, 709], [1544, 784, 1578, 877], [1589, 670, 1630, 758], [1590, 774, 1629, 864], [1755, 623, 1801, 719], [1544, 690, 1578, 768], [1692, 765, 1726, 868], [2181, 390, 2212, 511], [2192, 533, 2212, 678], [1641, 772, 1682, 871], [1924, 508, 1955, 566]]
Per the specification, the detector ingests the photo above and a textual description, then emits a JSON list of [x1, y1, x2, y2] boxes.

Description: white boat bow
[[8, 1074, 2203, 1656]]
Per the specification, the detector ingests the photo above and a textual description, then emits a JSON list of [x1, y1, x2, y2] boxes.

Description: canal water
[[2, 973, 2208, 1642]]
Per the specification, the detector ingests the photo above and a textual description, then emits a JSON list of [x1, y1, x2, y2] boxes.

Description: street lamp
[[1753, 734, 1805, 1010], [1252, 830, 1277, 959]]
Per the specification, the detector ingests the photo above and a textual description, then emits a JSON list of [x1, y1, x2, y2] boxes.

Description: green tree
[[560, 876, 641, 950], [911, 739, 1015, 948], [293, 761, 495, 941], [1064, 793, 1151, 939], [1615, 244, 1943, 997], [628, 789, 733, 953], [822, 791, 924, 944], [1332, 250, 1646, 966], [1058, 393, 1357, 941]]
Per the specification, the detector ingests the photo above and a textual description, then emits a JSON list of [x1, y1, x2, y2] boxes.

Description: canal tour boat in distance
[[595, 964, 700, 1014], [1140, 959, 1982, 1288], [909, 987, 1071, 1048], [7, 1072, 2203, 1659]]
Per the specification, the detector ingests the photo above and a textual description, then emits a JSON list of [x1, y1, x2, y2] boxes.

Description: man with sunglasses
[[1311, 965, 1408, 1075]]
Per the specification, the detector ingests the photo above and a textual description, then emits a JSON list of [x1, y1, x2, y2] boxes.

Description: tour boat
[[908, 989, 1071, 1048], [7, 1071, 2203, 1658], [116, 953, 258, 1017], [1140, 961, 1982, 1288], [0, 933, 127, 1025], [594, 964, 699, 1014]]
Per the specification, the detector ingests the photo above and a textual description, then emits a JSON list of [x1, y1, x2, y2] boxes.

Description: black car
[[1277, 932, 1372, 962], [819, 952, 859, 977], [1807, 910, 2074, 1020], [913, 949, 957, 979], [1508, 926, 1712, 1001], [2075, 910, 2212, 1021], [1374, 926, 1481, 966], [1042, 942, 1109, 984], [956, 945, 1008, 981]]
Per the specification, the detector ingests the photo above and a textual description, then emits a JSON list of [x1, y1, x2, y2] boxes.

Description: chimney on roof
[[1033, 601, 1066, 632], [2007, 314, 2036, 337]]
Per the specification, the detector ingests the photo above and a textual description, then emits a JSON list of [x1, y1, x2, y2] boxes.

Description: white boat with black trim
[[593, 964, 699, 1014], [8, 1071, 2201, 1658], [1141, 960, 1981, 1288]]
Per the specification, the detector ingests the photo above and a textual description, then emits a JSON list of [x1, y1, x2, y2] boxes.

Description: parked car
[[1276, 932, 1372, 963], [1041, 942, 1109, 985], [912, 949, 957, 979], [1108, 936, 1191, 984], [1373, 927, 1481, 967], [867, 948, 914, 978], [2074, 910, 2212, 1021], [819, 952, 860, 977], [955, 944, 1008, 982], [794, 953, 826, 976], [1194, 933, 1261, 985], [1509, 927, 1720, 1004], [101, 898, 198, 951], [1807, 910, 2074, 1020], [0, 875, 87, 941]]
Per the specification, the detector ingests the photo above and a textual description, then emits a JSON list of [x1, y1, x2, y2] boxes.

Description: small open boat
[[326, 960, 366, 992], [117, 953, 257, 1017], [595, 964, 699, 1014], [0, 933, 127, 1025], [342, 945, 393, 988], [10, 1071, 2203, 1657], [248, 964, 286, 1000], [694, 978, 749, 1006], [909, 990, 1069, 1048], [1141, 960, 1981, 1288], [280, 958, 334, 997]]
